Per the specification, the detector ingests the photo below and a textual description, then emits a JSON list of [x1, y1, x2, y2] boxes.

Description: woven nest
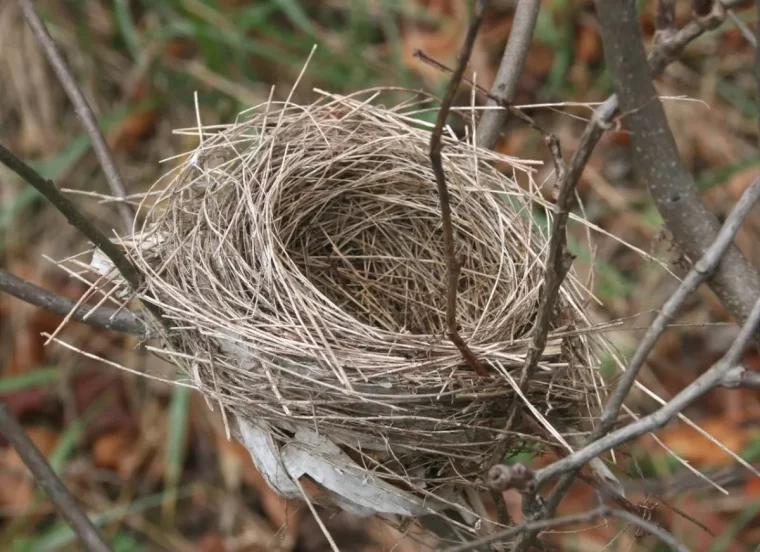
[[97, 88, 604, 522]]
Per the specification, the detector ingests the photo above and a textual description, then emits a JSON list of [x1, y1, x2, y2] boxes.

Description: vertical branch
[[756, 0, 760, 140], [429, 0, 489, 377], [0, 403, 114, 552], [17, 0, 134, 229], [693, 0, 715, 16], [656, 0, 677, 38], [475, 0, 541, 149], [596, 0, 760, 326]]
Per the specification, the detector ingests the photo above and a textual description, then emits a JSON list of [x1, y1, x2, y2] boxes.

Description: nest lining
[[115, 88, 603, 507]]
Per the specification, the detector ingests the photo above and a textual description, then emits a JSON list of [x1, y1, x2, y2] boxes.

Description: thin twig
[[475, 0, 541, 149], [0, 402, 114, 552], [17, 0, 134, 229], [0, 143, 165, 328], [513, 136, 572, 396], [726, 9, 757, 46], [531, 292, 760, 488], [595, 176, 760, 437], [511, 2, 748, 548], [441, 505, 688, 552], [756, 0, 760, 141], [429, 0, 489, 377], [0, 269, 151, 337], [693, 0, 716, 16], [656, 0, 677, 36]]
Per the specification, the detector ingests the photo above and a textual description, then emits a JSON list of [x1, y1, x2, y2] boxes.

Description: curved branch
[[0, 270, 150, 337]]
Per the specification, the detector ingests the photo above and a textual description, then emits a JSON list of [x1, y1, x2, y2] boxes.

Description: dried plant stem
[[475, 0, 541, 149], [0, 269, 150, 337], [441, 505, 688, 552], [429, 0, 488, 377], [17, 0, 134, 229], [0, 402, 114, 552], [0, 143, 165, 328]]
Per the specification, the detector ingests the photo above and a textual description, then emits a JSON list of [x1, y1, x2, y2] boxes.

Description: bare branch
[[596, 176, 760, 436], [511, 3, 753, 545], [726, 9, 757, 46], [17, 0, 134, 229], [0, 269, 151, 337], [0, 142, 165, 328], [656, 0, 677, 38], [531, 292, 760, 488], [719, 364, 760, 388], [693, 0, 715, 16], [0, 402, 114, 552], [597, 0, 760, 327], [475, 0, 541, 149], [429, 0, 489, 377], [756, 0, 760, 140], [514, 136, 573, 389], [441, 505, 688, 552]]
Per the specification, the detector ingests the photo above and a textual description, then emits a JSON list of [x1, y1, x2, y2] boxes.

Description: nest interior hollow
[[128, 88, 603, 496]]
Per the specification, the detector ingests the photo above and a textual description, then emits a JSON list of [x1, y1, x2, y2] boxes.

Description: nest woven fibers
[[91, 87, 606, 525]]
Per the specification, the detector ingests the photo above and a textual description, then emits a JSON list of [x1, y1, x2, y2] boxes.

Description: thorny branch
[[441, 505, 688, 552], [429, 0, 489, 377], [475, 0, 541, 149], [17, 0, 134, 229], [0, 402, 114, 552], [0, 269, 151, 337]]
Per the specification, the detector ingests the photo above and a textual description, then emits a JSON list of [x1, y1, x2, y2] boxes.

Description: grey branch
[[441, 505, 688, 552], [475, 0, 541, 149], [598, 0, 760, 327], [17, 0, 134, 229], [656, 0, 677, 35], [0, 143, 165, 329], [0, 269, 151, 337], [0, 402, 114, 552], [596, 176, 760, 438], [512, 2, 756, 548], [532, 292, 760, 488]]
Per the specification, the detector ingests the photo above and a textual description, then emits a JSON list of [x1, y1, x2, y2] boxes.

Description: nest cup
[[116, 88, 602, 522]]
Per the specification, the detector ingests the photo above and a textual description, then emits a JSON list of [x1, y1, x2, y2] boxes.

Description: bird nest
[[91, 88, 604, 524]]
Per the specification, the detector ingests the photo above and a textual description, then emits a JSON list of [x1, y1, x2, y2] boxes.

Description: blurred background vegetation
[[1, 0, 760, 550]]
